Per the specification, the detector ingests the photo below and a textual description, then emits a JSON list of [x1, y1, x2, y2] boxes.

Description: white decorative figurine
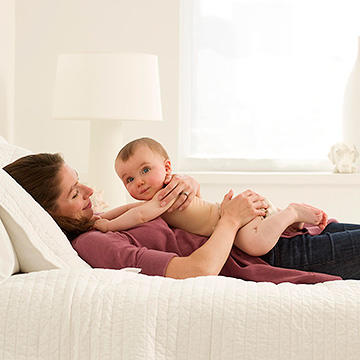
[[328, 142, 359, 173], [90, 187, 109, 213]]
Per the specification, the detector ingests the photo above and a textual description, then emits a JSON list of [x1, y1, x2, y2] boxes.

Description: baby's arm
[[100, 202, 144, 220], [94, 190, 177, 232], [234, 203, 326, 256]]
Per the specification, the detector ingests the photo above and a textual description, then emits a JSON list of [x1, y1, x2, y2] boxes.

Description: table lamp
[[52, 53, 162, 207]]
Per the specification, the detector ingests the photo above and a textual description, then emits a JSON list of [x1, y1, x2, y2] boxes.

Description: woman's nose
[[82, 184, 93, 198]]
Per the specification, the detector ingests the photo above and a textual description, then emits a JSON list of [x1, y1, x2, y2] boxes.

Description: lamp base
[[88, 120, 126, 208]]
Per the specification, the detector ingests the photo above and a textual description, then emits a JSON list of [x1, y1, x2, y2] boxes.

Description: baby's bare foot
[[285, 222, 305, 233], [287, 203, 323, 225]]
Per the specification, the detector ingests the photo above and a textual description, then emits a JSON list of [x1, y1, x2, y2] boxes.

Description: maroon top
[[71, 217, 341, 284]]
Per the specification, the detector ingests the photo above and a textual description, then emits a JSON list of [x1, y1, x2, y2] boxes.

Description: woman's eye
[[142, 167, 150, 174], [126, 177, 134, 183], [72, 190, 79, 199]]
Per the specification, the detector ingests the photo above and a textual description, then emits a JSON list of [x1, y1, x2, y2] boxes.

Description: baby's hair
[[117, 137, 169, 162]]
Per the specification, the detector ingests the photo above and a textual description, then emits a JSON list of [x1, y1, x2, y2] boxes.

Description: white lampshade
[[52, 53, 163, 207]]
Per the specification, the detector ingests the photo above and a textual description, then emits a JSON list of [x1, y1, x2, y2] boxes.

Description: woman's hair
[[116, 137, 169, 162], [3, 153, 94, 240]]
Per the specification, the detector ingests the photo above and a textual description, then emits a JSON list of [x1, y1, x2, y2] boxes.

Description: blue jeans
[[260, 222, 360, 279]]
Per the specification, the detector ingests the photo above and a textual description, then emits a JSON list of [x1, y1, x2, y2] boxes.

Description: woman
[[4, 153, 357, 283]]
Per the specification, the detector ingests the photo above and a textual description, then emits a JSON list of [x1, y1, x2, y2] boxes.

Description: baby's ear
[[164, 159, 172, 174]]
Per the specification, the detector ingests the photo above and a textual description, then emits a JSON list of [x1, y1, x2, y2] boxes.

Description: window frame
[[178, 0, 340, 173]]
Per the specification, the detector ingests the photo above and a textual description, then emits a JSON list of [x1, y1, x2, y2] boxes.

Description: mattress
[[0, 269, 359, 360]]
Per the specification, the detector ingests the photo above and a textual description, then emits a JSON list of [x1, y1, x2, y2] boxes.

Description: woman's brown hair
[[3, 153, 94, 239]]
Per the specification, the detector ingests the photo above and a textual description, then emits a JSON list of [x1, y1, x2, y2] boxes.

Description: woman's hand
[[165, 189, 267, 279], [157, 174, 200, 212], [220, 189, 267, 230]]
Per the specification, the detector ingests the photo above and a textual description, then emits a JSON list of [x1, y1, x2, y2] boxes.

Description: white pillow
[[0, 137, 32, 167], [0, 168, 90, 272], [0, 137, 90, 273], [0, 136, 30, 278], [0, 217, 19, 282]]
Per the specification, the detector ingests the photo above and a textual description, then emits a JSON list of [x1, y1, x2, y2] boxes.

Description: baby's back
[[161, 197, 220, 236]]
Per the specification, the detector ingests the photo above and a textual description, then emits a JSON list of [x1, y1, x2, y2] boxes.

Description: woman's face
[[51, 164, 94, 221]]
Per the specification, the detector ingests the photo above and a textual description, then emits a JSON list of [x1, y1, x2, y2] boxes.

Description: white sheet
[[1, 269, 359, 360]]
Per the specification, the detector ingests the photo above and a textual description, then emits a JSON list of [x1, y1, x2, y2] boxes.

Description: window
[[179, 0, 360, 171]]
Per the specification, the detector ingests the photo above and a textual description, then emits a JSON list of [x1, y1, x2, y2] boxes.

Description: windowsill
[[185, 171, 360, 185]]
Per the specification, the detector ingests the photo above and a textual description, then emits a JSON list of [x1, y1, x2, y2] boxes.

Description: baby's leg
[[234, 203, 324, 256]]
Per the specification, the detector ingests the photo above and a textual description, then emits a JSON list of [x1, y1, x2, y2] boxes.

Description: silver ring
[[181, 191, 189, 197]]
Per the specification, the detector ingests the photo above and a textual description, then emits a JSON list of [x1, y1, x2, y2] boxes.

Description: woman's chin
[[83, 208, 94, 220]]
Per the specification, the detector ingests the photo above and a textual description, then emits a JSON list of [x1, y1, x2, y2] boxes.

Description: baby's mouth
[[139, 187, 151, 195]]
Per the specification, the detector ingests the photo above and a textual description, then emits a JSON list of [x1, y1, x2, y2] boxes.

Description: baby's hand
[[94, 218, 110, 232]]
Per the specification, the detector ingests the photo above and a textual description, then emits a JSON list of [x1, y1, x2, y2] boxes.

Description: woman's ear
[[164, 159, 172, 175]]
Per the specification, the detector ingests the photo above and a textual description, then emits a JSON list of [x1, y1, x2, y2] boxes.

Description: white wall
[[0, 0, 15, 141], [14, 0, 179, 177], [7, 0, 360, 222], [190, 172, 360, 224]]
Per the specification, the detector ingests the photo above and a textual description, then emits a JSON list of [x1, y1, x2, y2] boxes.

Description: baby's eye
[[126, 177, 134, 184], [142, 167, 150, 174], [72, 190, 79, 199]]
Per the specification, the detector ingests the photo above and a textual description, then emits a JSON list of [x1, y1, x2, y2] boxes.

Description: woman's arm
[[94, 190, 177, 232], [165, 190, 267, 279]]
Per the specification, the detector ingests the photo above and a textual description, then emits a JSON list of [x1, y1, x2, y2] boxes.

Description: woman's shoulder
[[71, 228, 126, 245]]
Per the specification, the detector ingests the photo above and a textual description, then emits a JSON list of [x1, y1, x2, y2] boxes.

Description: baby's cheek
[[125, 186, 135, 197], [153, 174, 166, 185]]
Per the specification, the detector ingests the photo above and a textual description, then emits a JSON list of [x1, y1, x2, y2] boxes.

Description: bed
[[1, 137, 360, 360]]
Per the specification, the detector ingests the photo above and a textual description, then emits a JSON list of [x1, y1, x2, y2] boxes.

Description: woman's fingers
[[158, 175, 187, 203], [158, 174, 199, 212], [168, 190, 194, 212], [242, 191, 267, 217], [220, 190, 267, 228], [158, 177, 179, 202], [241, 189, 268, 214], [223, 189, 234, 201]]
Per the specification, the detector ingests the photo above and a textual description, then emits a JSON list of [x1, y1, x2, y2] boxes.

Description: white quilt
[[1, 269, 360, 360]]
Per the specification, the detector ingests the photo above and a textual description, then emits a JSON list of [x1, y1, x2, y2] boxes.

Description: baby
[[94, 137, 327, 256]]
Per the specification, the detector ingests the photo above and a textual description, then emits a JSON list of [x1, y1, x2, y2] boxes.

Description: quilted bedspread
[[0, 269, 360, 360]]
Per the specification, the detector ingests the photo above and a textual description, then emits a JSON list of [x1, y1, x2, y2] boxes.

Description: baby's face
[[115, 145, 171, 200]]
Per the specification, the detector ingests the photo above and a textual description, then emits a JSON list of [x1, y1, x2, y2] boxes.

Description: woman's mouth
[[83, 201, 92, 210]]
